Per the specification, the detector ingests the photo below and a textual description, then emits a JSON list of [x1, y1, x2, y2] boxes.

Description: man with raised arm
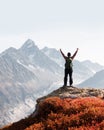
[[60, 48, 79, 87]]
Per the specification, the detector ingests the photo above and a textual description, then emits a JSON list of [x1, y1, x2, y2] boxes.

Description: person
[[60, 48, 79, 86]]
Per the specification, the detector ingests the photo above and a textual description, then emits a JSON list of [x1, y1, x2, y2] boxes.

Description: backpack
[[65, 57, 73, 69]]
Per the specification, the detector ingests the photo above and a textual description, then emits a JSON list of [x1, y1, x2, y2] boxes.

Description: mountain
[[0, 47, 38, 127], [82, 60, 104, 73], [20, 40, 62, 73], [1, 86, 104, 130], [78, 69, 104, 88], [72, 60, 94, 83], [41, 47, 64, 67], [0, 39, 63, 128]]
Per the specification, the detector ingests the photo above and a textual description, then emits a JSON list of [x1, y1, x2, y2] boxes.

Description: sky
[[0, 0, 104, 65]]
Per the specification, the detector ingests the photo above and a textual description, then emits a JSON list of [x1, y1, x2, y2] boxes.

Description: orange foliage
[[25, 97, 104, 130], [1, 97, 104, 130]]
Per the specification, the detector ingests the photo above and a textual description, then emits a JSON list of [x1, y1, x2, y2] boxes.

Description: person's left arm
[[71, 48, 79, 60]]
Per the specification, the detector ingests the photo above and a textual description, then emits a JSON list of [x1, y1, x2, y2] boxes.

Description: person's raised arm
[[71, 48, 79, 60], [60, 49, 67, 59]]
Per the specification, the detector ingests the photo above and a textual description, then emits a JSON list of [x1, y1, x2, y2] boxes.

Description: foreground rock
[[37, 86, 104, 102]]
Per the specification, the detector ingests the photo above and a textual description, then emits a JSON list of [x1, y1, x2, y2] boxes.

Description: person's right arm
[[60, 49, 67, 59]]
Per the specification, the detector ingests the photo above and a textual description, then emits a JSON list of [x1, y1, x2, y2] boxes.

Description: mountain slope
[[82, 60, 104, 73], [41, 47, 64, 67], [0, 39, 63, 128], [78, 69, 104, 88]]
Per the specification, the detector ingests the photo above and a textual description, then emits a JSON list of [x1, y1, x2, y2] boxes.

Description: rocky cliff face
[[1, 86, 104, 130]]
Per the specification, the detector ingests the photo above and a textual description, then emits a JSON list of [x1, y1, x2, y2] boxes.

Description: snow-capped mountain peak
[[21, 39, 37, 50], [20, 39, 39, 56]]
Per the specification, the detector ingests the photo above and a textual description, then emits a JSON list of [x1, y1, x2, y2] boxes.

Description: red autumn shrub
[[2, 97, 104, 130], [25, 97, 104, 130]]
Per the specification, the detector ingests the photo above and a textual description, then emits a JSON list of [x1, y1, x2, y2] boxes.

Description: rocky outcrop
[[37, 86, 104, 103]]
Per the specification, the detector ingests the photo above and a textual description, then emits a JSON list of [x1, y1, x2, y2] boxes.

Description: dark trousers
[[64, 68, 73, 86]]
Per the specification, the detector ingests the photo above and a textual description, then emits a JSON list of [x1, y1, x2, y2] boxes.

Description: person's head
[[67, 52, 71, 57]]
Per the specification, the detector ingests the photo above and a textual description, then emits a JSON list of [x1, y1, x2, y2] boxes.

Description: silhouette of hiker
[[60, 48, 79, 86]]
